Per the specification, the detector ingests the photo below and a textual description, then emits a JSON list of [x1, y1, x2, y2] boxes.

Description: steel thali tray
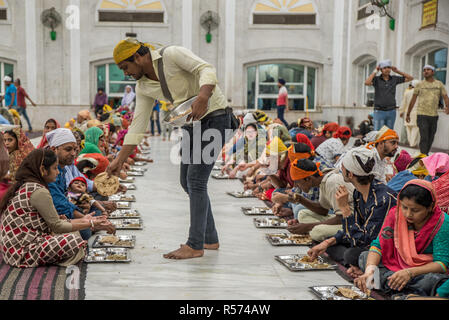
[[227, 191, 255, 198], [133, 161, 148, 167], [126, 171, 144, 177], [275, 254, 337, 272], [211, 173, 236, 180], [116, 201, 132, 209], [266, 233, 313, 246], [109, 218, 143, 230], [253, 217, 288, 229], [241, 207, 273, 215], [309, 285, 374, 300], [109, 194, 136, 202], [92, 235, 136, 248], [84, 248, 131, 263], [121, 183, 136, 190], [119, 177, 135, 183], [109, 209, 141, 219], [129, 166, 147, 172]]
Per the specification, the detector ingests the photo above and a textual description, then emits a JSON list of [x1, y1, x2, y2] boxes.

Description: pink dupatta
[[379, 180, 445, 272]]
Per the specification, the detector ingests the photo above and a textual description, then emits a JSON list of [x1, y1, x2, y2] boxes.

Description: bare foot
[[204, 243, 219, 250], [163, 244, 204, 259]]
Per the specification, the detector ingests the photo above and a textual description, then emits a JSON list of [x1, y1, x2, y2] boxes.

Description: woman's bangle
[[405, 269, 413, 279], [90, 220, 95, 228]]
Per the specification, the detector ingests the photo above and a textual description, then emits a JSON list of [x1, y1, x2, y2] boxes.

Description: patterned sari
[[8, 129, 35, 182]]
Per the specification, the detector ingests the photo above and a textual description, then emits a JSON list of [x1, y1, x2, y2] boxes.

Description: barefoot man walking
[[107, 38, 233, 259]]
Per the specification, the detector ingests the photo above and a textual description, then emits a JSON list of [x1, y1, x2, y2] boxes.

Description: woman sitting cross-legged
[[0, 149, 111, 268], [355, 180, 449, 297]]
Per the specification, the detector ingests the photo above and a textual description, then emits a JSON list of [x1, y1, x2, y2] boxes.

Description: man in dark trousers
[[107, 38, 234, 259]]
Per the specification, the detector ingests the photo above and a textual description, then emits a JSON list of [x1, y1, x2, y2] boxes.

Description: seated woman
[[315, 126, 352, 166], [3, 129, 35, 182], [79, 126, 105, 155], [0, 133, 10, 199], [0, 149, 110, 268], [223, 123, 266, 178], [36, 119, 61, 149], [355, 180, 449, 297]]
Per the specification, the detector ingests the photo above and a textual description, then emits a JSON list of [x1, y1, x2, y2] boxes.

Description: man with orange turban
[[284, 158, 353, 242], [367, 125, 399, 184], [108, 37, 234, 260]]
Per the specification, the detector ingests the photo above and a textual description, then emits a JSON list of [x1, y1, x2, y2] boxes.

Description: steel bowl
[[163, 96, 197, 126]]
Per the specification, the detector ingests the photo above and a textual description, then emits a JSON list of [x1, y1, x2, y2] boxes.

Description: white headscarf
[[243, 113, 257, 126], [121, 85, 135, 106], [342, 147, 376, 176], [378, 60, 392, 69], [46, 128, 77, 148]]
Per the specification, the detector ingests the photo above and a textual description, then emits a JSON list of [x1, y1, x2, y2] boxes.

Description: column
[[69, 0, 81, 105], [344, 0, 353, 106], [332, 0, 345, 106], [224, 0, 236, 103], [25, 0, 37, 100], [182, 0, 193, 51]]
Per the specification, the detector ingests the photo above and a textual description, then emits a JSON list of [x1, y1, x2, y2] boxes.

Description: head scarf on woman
[[422, 153, 449, 178], [0, 149, 49, 214], [121, 85, 136, 107], [79, 127, 104, 155], [379, 180, 445, 272], [7, 128, 35, 182], [37, 119, 61, 149]]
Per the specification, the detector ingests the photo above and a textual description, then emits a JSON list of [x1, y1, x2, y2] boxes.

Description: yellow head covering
[[113, 38, 156, 65], [103, 104, 113, 113], [266, 136, 288, 156], [65, 118, 76, 129]]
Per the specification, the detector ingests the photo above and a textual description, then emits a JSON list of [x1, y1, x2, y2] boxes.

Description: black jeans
[[276, 105, 289, 127], [180, 113, 232, 250], [326, 244, 365, 267], [417, 115, 438, 155]]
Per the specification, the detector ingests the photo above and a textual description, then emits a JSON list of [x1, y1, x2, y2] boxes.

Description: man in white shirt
[[107, 38, 234, 260]]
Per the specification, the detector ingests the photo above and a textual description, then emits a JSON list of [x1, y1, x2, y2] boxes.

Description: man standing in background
[[406, 65, 449, 155], [276, 78, 289, 127], [365, 60, 413, 131], [2, 76, 17, 110], [15, 78, 37, 132]]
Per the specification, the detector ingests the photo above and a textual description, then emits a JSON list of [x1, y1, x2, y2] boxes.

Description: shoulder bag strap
[[157, 46, 174, 104]]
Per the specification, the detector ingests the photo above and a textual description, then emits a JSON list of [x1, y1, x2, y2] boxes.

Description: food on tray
[[106, 254, 127, 261], [297, 256, 330, 269], [115, 240, 133, 247], [99, 235, 119, 244], [336, 287, 370, 300], [127, 223, 141, 228]]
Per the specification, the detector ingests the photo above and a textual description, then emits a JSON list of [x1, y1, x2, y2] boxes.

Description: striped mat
[[0, 254, 86, 300]]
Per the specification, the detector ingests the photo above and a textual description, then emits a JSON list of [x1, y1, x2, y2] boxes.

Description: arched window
[[363, 60, 377, 106], [247, 62, 317, 111], [251, 0, 318, 25], [420, 47, 447, 84], [95, 62, 136, 108], [0, 0, 8, 21], [98, 0, 166, 23], [0, 60, 14, 106]]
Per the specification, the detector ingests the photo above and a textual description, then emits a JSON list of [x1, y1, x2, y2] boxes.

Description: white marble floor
[[83, 134, 351, 300]]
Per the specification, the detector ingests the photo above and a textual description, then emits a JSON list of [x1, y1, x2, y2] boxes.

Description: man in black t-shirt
[[365, 60, 413, 131]]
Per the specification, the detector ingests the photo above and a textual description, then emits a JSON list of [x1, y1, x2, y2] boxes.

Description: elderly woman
[[121, 85, 135, 109], [355, 180, 449, 297], [79, 126, 105, 155], [315, 126, 352, 165], [0, 149, 109, 268], [3, 128, 34, 182]]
